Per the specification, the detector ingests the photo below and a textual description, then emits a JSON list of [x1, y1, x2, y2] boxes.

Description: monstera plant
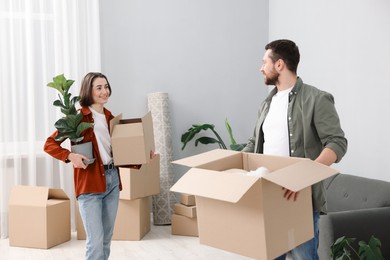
[[330, 235, 384, 260], [47, 74, 94, 163]]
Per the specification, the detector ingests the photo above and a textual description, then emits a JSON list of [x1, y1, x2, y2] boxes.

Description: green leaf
[[53, 99, 64, 108], [54, 132, 68, 142], [180, 124, 216, 150], [225, 118, 237, 145], [358, 236, 384, 260], [70, 96, 80, 106], [63, 92, 71, 107], [54, 118, 73, 133], [76, 122, 93, 137], [195, 137, 221, 148], [66, 114, 79, 128], [330, 236, 356, 259], [64, 79, 75, 92]]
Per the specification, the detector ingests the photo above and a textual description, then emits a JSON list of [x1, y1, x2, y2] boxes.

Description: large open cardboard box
[[119, 154, 160, 200], [8, 185, 71, 249], [110, 112, 155, 166], [171, 149, 339, 259]]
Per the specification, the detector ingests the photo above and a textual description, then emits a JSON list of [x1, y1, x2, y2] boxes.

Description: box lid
[[109, 113, 123, 136], [173, 149, 238, 168], [263, 159, 339, 192], [170, 168, 258, 203], [171, 149, 339, 202], [9, 185, 69, 207]]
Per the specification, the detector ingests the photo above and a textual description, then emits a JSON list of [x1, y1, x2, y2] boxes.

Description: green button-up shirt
[[243, 77, 348, 213]]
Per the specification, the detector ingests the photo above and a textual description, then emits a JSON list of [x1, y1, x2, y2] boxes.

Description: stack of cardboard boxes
[[77, 112, 161, 241], [171, 193, 198, 237]]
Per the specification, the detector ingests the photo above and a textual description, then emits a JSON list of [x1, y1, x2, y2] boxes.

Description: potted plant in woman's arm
[[47, 74, 95, 164]]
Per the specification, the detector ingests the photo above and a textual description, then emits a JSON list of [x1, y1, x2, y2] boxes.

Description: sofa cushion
[[325, 174, 390, 212]]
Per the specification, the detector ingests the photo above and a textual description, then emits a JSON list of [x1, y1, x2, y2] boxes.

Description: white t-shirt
[[262, 87, 293, 157], [89, 107, 113, 165]]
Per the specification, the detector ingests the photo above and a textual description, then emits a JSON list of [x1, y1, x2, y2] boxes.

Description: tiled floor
[[0, 224, 252, 260]]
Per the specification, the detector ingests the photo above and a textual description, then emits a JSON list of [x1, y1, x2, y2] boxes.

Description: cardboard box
[[8, 185, 71, 249], [77, 197, 151, 241], [119, 154, 160, 200], [174, 203, 197, 218], [180, 193, 196, 206], [171, 149, 339, 260], [110, 112, 155, 166], [171, 214, 198, 237]]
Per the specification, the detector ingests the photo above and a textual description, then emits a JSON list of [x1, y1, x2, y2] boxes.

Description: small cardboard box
[[8, 185, 71, 249], [110, 112, 155, 166], [119, 154, 160, 200], [171, 149, 338, 260], [180, 193, 196, 206], [174, 203, 197, 218], [171, 214, 198, 237], [77, 197, 151, 241]]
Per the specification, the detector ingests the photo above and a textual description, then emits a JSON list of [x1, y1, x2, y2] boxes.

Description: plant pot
[[71, 141, 95, 165]]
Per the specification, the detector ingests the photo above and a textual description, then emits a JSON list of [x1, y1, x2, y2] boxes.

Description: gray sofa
[[318, 173, 390, 259]]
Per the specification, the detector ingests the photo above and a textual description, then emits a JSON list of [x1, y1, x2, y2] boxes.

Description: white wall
[[100, 0, 390, 182], [269, 0, 390, 181], [99, 0, 269, 179]]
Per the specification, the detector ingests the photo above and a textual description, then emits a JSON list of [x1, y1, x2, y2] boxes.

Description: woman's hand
[[68, 152, 89, 169]]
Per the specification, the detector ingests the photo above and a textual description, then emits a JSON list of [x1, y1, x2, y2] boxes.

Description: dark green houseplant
[[47, 74, 94, 163], [181, 118, 245, 151], [330, 235, 384, 260]]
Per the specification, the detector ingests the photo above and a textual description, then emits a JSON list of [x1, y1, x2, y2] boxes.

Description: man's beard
[[264, 70, 279, 85]]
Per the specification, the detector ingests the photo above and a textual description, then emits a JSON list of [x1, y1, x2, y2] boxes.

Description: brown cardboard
[[77, 197, 151, 241], [180, 193, 196, 206], [110, 112, 155, 166], [8, 185, 70, 249], [171, 149, 339, 260], [174, 203, 197, 218], [171, 214, 198, 237], [119, 154, 160, 200]]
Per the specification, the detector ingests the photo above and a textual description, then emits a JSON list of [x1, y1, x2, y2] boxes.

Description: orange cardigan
[[44, 106, 122, 197]]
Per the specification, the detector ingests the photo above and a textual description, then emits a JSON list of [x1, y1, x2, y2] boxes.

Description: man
[[242, 39, 347, 259]]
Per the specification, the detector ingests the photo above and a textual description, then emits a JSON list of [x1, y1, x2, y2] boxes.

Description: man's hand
[[282, 187, 299, 201], [68, 152, 89, 169]]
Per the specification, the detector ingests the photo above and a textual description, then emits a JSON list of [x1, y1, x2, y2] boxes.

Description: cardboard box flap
[[172, 149, 239, 168], [141, 112, 154, 141], [48, 188, 69, 200], [109, 113, 123, 136], [9, 185, 49, 207], [171, 168, 258, 203], [263, 160, 339, 192]]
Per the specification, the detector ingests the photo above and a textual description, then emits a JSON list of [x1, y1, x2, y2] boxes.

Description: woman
[[44, 72, 121, 260]]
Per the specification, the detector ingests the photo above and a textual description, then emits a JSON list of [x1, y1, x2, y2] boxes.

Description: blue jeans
[[275, 212, 320, 260], [78, 167, 120, 260]]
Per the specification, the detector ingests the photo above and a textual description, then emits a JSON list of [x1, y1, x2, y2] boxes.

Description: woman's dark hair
[[265, 39, 300, 74], [79, 72, 111, 107]]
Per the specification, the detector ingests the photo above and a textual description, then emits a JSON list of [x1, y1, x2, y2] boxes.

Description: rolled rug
[[147, 92, 176, 225]]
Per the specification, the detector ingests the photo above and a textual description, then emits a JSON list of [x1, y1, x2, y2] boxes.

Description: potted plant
[[181, 118, 245, 151], [330, 235, 384, 260], [47, 74, 95, 164]]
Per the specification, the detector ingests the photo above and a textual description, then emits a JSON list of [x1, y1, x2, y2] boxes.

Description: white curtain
[[0, 0, 101, 239]]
